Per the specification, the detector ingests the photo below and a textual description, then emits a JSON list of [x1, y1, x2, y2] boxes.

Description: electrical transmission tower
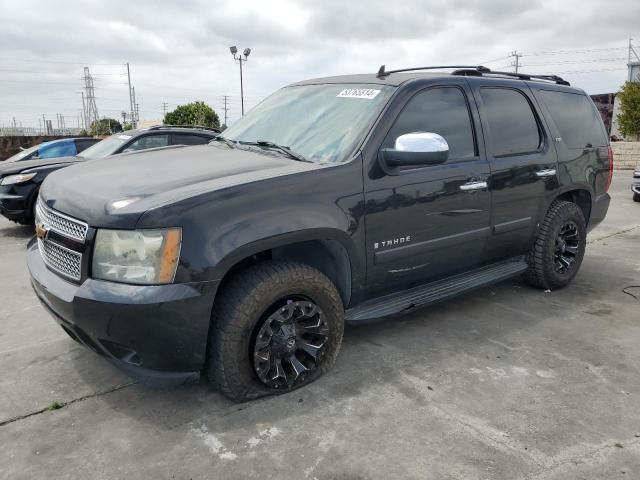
[[510, 51, 523, 73], [222, 95, 230, 126], [83, 67, 99, 129]]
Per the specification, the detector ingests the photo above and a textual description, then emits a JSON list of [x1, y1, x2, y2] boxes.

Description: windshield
[[78, 133, 132, 159], [5, 144, 40, 162], [222, 84, 394, 163]]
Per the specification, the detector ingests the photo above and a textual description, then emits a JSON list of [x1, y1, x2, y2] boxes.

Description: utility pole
[[132, 86, 138, 124], [135, 103, 140, 124], [222, 95, 229, 126], [229, 46, 251, 116], [126, 62, 137, 129], [629, 38, 640, 81], [510, 50, 523, 73], [42, 114, 46, 135], [162, 102, 168, 117]]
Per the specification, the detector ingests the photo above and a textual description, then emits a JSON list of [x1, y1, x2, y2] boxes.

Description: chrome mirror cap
[[395, 132, 449, 153]]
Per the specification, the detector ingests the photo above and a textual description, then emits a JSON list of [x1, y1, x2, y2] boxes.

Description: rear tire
[[633, 193, 640, 202], [207, 261, 344, 402], [524, 200, 586, 290]]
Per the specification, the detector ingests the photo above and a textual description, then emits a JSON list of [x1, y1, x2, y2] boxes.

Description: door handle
[[459, 181, 488, 191], [535, 169, 556, 178]]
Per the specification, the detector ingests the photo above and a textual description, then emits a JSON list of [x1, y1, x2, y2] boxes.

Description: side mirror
[[381, 132, 449, 169]]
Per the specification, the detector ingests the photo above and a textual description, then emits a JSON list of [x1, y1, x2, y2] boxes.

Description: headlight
[[92, 228, 181, 285], [1, 172, 37, 186]]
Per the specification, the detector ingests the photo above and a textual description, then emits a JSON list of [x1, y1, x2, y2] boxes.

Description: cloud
[[0, 0, 638, 127]]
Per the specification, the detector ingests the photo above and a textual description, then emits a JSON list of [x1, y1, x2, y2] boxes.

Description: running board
[[345, 257, 528, 321]]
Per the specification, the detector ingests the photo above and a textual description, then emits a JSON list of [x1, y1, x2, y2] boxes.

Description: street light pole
[[230, 46, 251, 116]]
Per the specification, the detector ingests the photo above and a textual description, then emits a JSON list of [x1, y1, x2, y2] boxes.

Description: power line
[[479, 55, 511, 65], [524, 46, 630, 56]]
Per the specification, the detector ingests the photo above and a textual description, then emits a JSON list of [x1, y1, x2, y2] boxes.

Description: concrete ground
[[1, 172, 639, 480]]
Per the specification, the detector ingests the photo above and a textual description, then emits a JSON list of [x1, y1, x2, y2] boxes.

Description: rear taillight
[[605, 145, 613, 193]]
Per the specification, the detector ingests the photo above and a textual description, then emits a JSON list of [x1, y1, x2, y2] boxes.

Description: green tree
[[617, 79, 640, 140], [163, 101, 220, 129], [90, 118, 123, 136]]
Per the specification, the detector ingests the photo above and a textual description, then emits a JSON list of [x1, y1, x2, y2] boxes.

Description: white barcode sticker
[[337, 88, 381, 100]]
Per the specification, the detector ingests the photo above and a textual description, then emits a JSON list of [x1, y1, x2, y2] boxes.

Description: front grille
[[38, 238, 82, 281], [36, 199, 88, 243]]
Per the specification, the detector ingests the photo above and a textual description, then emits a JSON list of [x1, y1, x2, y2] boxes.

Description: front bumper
[[0, 183, 35, 221], [632, 172, 640, 194], [27, 237, 219, 385]]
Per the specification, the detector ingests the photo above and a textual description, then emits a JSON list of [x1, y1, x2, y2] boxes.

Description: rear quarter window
[[539, 90, 607, 148]]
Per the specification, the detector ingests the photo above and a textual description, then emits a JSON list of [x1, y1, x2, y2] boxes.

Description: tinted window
[[385, 87, 476, 160], [539, 90, 607, 148], [39, 141, 77, 159], [173, 134, 211, 146], [480, 88, 541, 156], [75, 139, 99, 152], [125, 134, 169, 152]]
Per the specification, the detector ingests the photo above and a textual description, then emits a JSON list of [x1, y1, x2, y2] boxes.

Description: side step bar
[[345, 257, 528, 321]]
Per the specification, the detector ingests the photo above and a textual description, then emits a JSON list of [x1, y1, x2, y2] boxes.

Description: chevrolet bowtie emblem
[[35, 222, 49, 240]]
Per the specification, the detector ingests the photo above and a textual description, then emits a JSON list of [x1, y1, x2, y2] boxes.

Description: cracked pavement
[[1, 172, 639, 479]]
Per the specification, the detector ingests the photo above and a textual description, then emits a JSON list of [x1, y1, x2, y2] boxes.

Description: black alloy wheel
[[253, 299, 329, 389], [553, 220, 580, 275]]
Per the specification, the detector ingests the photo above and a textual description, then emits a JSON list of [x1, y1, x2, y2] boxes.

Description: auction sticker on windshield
[[337, 88, 381, 99]]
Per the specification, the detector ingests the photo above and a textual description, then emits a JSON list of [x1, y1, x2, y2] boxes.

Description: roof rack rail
[[377, 65, 489, 78], [147, 124, 221, 132], [377, 64, 570, 86]]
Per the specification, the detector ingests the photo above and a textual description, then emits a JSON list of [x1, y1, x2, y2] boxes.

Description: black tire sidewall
[[210, 262, 344, 400]]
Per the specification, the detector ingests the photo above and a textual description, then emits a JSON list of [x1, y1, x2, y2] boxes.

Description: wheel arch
[[554, 187, 592, 224], [212, 229, 361, 308]]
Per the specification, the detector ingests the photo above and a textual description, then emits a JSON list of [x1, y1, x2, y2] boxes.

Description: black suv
[[27, 66, 611, 401], [0, 125, 219, 224]]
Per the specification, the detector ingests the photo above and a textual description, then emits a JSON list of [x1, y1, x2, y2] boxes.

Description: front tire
[[207, 261, 344, 402], [633, 192, 640, 203], [525, 200, 587, 290]]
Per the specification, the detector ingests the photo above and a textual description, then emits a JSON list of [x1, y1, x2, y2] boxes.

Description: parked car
[[0, 126, 219, 223], [28, 66, 611, 401], [633, 167, 640, 202], [3, 137, 100, 162]]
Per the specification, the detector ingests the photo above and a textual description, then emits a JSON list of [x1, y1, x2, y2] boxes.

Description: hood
[[0, 156, 81, 176], [40, 143, 321, 228]]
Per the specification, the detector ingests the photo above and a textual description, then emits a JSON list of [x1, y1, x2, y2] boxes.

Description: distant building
[[628, 61, 640, 82]]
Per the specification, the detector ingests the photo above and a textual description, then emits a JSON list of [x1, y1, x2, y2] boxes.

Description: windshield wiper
[[241, 140, 312, 163], [211, 136, 236, 149]]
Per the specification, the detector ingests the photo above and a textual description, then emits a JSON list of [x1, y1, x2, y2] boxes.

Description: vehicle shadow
[[72, 277, 551, 433], [0, 222, 33, 241]]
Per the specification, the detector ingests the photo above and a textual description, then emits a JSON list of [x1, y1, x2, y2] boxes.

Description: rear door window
[[539, 90, 607, 148], [38, 141, 77, 158], [125, 134, 169, 152], [480, 88, 541, 157], [173, 134, 212, 146]]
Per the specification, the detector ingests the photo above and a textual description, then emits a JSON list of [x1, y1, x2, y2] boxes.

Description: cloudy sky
[[1, 0, 639, 129]]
